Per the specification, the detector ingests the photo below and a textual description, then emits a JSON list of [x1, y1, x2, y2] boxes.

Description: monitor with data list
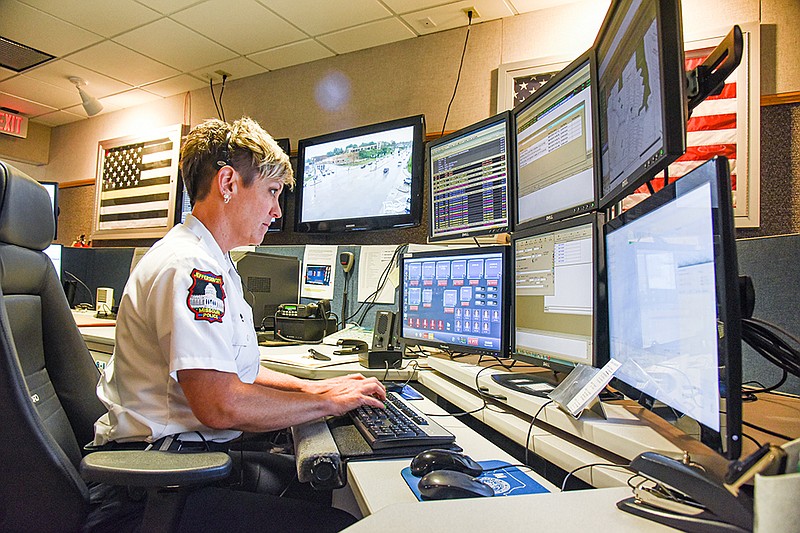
[[428, 112, 512, 241], [399, 246, 508, 358], [595, 0, 687, 208], [506, 213, 606, 393], [295, 115, 425, 233], [603, 156, 742, 459], [513, 50, 599, 230]]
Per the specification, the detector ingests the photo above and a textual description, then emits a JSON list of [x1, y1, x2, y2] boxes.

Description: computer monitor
[[295, 115, 425, 233], [427, 112, 512, 241], [513, 50, 599, 230], [40, 181, 58, 239], [603, 156, 742, 459], [506, 213, 605, 392], [595, 0, 687, 208], [44, 243, 62, 281], [230, 251, 300, 331], [399, 246, 508, 358]]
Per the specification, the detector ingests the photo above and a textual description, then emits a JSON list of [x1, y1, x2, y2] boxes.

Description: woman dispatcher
[[90, 117, 385, 531]]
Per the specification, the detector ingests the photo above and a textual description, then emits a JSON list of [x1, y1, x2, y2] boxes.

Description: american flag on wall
[[98, 137, 174, 230], [636, 50, 738, 201]]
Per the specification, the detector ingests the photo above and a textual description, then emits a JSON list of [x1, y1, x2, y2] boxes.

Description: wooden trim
[[59, 179, 94, 189], [761, 91, 800, 106]]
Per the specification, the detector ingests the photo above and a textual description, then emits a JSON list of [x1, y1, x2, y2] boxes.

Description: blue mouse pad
[[401, 460, 550, 501]]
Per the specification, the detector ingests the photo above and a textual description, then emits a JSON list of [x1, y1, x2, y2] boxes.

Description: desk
[[75, 321, 418, 381], [342, 487, 672, 532]]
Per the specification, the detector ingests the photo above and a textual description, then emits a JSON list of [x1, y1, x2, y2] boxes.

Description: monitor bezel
[[398, 245, 509, 358], [426, 111, 514, 242], [510, 212, 607, 375], [594, 0, 687, 209], [602, 156, 742, 460], [511, 49, 601, 231], [294, 115, 425, 234], [40, 181, 58, 240]]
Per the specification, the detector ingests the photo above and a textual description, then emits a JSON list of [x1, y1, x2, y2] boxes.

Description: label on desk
[[401, 461, 550, 501]]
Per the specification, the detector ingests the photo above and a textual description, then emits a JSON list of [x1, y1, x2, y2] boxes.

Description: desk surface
[[342, 486, 673, 532]]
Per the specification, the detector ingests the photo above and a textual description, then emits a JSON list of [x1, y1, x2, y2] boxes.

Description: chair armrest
[[80, 450, 232, 487]]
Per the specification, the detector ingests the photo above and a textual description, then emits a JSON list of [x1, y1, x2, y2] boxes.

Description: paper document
[[357, 245, 399, 304], [301, 245, 337, 300]]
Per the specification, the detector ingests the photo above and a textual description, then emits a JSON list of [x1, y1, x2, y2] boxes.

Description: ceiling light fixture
[[68, 76, 103, 117]]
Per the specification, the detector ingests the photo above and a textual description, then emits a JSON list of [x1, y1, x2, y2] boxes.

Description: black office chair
[[0, 161, 231, 532]]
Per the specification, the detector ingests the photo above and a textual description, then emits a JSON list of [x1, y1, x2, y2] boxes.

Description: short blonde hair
[[180, 117, 294, 205]]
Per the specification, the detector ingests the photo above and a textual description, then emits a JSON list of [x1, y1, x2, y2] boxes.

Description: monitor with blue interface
[[295, 115, 425, 233], [513, 50, 599, 230], [603, 156, 742, 459], [400, 246, 507, 357], [595, 0, 687, 208], [428, 112, 512, 241], [504, 213, 605, 394]]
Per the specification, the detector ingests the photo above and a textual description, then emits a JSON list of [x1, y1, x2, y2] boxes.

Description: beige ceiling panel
[[402, 0, 514, 34], [0, 75, 80, 109], [134, 0, 200, 16], [98, 88, 163, 109], [67, 41, 180, 86], [141, 74, 209, 98], [247, 40, 334, 71], [23, 60, 132, 98], [264, 0, 392, 36], [0, 91, 57, 116], [172, 0, 307, 55], [113, 18, 237, 72], [317, 18, 417, 55], [190, 57, 268, 82], [17, 0, 161, 38], [0, 0, 102, 56], [31, 109, 84, 127]]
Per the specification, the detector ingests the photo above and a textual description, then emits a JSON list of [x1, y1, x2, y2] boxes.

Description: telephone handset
[[618, 451, 754, 532]]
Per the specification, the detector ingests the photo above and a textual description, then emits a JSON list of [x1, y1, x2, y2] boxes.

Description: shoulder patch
[[187, 268, 226, 323]]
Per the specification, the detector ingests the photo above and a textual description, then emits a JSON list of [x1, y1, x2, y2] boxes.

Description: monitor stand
[[491, 371, 625, 401], [490, 372, 561, 398]]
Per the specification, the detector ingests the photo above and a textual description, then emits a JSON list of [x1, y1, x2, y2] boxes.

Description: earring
[[223, 194, 231, 204]]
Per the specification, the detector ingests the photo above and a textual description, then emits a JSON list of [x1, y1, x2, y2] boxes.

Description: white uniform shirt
[[94, 215, 260, 444]]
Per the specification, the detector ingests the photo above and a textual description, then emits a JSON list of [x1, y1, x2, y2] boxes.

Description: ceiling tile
[[0, 0, 103, 57], [141, 74, 208, 98], [135, 0, 203, 15], [98, 89, 163, 109], [247, 40, 334, 71], [23, 59, 132, 99], [172, 0, 307, 55], [402, 0, 514, 35], [264, 0, 392, 36], [505, 0, 581, 15], [64, 100, 121, 118], [0, 75, 80, 109], [31, 109, 84, 127], [381, 0, 461, 15], [0, 91, 57, 117], [16, 0, 162, 38], [0, 67, 15, 81], [66, 41, 180, 86], [114, 18, 237, 72], [317, 18, 416, 55], [189, 57, 268, 82]]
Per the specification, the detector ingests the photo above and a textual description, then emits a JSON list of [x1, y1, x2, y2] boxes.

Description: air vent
[[0, 36, 55, 72]]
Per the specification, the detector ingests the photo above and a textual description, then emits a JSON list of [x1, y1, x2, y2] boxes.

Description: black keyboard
[[348, 391, 455, 450]]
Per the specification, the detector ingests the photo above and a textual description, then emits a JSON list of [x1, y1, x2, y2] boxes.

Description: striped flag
[[98, 138, 174, 230], [632, 51, 737, 202]]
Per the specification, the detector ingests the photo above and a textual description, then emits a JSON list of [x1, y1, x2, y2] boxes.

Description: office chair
[[0, 161, 231, 532]]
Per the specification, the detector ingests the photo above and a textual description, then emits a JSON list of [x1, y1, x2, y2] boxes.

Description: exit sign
[[0, 110, 28, 139]]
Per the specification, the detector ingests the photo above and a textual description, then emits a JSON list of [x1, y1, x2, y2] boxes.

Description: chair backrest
[[0, 161, 107, 532]]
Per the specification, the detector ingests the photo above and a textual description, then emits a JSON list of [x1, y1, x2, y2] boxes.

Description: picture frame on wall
[[92, 124, 188, 240], [496, 54, 572, 112]]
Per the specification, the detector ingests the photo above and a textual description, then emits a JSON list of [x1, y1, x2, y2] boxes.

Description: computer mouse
[[417, 470, 494, 500], [410, 448, 483, 477]]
